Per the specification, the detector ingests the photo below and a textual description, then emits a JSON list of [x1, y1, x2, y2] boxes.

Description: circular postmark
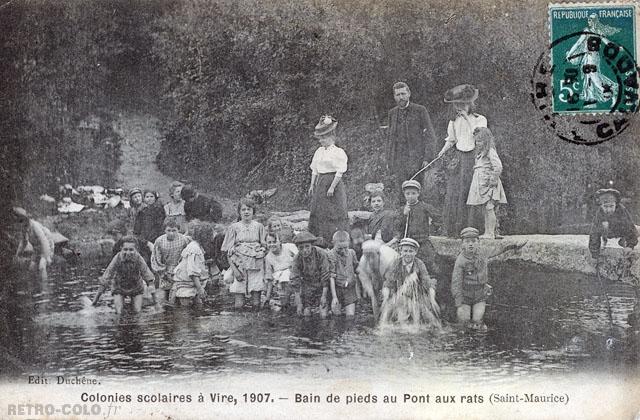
[[531, 31, 640, 145]]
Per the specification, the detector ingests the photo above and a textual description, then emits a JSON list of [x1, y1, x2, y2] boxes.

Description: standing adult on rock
[[307, 115, 349, 245], [385, 82, 438, 184]]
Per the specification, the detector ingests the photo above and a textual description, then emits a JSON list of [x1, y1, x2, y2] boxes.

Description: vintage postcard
[[1, 0, 639, 419]]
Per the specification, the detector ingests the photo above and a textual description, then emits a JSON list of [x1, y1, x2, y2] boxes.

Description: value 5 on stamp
[[549, 2, 639, 114]]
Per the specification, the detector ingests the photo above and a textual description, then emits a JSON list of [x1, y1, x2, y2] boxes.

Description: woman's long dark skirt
[[308, 172, 348, 245], [443, 149, 479, 237]]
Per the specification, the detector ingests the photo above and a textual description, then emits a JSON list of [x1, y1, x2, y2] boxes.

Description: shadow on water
[[1, 262, 637, 383]]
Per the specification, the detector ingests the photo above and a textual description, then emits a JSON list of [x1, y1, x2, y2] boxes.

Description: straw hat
[[314, 115, 338, 137], [444, 84, 479, 103], [399, 237, 420, 249]]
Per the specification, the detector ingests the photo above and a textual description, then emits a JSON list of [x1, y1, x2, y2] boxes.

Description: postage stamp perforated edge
[[547, 1, 640, 115]]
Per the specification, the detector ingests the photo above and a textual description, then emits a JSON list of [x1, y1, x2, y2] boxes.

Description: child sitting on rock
[[451, 227, 526, 330], [290, 232, 331, 318], [588, 188, 638, 262], [151, 218, 191, 303], [95, 236, 156, 314], [327, 231, 361, 317]]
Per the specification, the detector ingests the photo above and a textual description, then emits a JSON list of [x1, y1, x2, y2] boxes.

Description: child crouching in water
[[171, 221, 212, 307], [466, 127, 507, 239], [222, 198, 267, 309], [452, 227, 526, 330], [327, 231, 361, 317], [94, 236, 156, 314], [264, 232, 298, 312]]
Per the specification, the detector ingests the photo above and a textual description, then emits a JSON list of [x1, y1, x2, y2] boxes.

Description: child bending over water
[[95, 236, 156, 314], [264, 233, 298, 312], [290, 232, 331, 318]]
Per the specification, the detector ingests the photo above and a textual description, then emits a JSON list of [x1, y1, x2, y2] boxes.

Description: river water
[[3, 262, 638, 384]]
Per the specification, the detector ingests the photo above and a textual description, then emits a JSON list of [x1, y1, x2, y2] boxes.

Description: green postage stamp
[[549, 2, 639, 114]]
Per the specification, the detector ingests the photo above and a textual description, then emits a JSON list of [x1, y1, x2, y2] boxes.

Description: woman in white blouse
[[437, 84, 488, 237], [307, 115, 349, 245]]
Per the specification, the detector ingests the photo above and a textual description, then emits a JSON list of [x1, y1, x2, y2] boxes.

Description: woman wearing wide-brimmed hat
[[307, 115, 349, 244], [437, 84, 488, 237]]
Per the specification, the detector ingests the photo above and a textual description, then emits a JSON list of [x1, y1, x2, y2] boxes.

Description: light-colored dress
[[221, 220, 267, 294], [466, 147, 507, 206], [265, 243, 298, 284], [172, 241, 209, 298], [151, 233, 191, 290], [164, 200, 187, 232]]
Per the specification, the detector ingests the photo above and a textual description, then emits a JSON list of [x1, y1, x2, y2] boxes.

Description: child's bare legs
[[319, 305, 328, 319], [456, 304, 471, 324], [113, 295, 124, 314], [480, 201, 496, 239], [250, 291, 261, 308], [471, 301, 486, 326], [233, 293, 245, 309], [132, 294, 143, 313], [344, 303, 356, 317]]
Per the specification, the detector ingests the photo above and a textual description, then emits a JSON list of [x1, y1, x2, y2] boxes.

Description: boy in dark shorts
[[451, 227, 525, 330], [327, 231, 360, 317], [290, 232, 331, 318], [94, 236, 156, 314]]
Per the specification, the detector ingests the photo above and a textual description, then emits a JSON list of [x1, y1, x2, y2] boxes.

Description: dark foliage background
[[2, 0, 639, 233]]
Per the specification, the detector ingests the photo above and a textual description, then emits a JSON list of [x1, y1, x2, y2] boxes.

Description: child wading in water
[[451, 227, 526, 330], [327, 231, 361, 317], [151, 218, 191, 303], [290, 232, 331, 318], [380, 238, 440, 327], [466, 127, 507, 239], [264, 233, 298, 312], [164, 181, 187, 233], [171, 221, 212, 307], [222, 198, 267, 309], [94, 236, 157, 314]]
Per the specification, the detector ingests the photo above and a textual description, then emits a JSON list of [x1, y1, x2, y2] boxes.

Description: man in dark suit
[[385, 82, 438, 183]]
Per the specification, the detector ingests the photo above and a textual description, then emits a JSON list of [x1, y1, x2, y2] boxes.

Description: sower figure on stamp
[[384, 82, 438, 188]]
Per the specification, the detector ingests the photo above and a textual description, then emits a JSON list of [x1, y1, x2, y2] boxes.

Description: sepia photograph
[[0, 0, 639, 418]]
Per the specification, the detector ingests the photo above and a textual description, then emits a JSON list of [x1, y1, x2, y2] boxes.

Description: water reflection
[[0, 263, 637, 383]]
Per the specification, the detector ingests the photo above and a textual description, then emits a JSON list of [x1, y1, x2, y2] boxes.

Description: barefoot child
[[451, 227, 526, 330], [466, 127, 507, 239], [221, 198, 267, 309], [264, 233, 298, 311], [171, 221, 212, 307], [380, 238, 440, 326], [327, 231, 361, 317], [290, 232, 331, 318], [151, 219, 191, 303], [94, 236, 156, 314]]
